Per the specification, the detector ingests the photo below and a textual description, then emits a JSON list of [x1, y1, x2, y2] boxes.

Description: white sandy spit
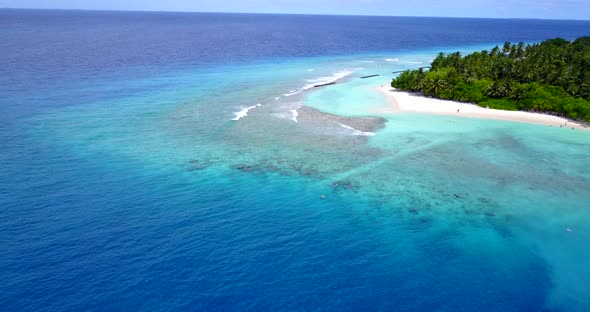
[[378, 86, 589, 130]]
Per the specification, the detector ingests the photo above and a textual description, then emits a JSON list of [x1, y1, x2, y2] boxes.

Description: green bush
[[479, 99, 519, 111]]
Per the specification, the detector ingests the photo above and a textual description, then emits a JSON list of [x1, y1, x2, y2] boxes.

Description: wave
[[307, 69, 314, 72], [290, 109, 299, 123], [283, 90, 302, 97], [403, 61, 424, 64], [280, 70, 355, 99], [274, 97, 281, 100], [385, 58, 399, 62], [302, 70, 354, 90], [338, 123, 375, 136], [232, 104, 261, 121], [270, 108, 300, 123], [360, 60, 376, 63]]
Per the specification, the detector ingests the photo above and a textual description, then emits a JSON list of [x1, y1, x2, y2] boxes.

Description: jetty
[[314, 82, 337, 88], [360, 74, 380, 79]]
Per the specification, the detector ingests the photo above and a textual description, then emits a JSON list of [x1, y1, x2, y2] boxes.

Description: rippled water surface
[[2, 9, 590, 311]]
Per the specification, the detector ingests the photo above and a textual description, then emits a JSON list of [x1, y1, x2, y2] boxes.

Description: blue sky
[[1, 0, 589, 20]]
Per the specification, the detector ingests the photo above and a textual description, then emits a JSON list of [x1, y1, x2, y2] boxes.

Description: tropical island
[[390, 37, 590, 123]]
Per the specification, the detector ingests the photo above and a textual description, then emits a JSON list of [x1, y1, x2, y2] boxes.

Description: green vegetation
[[391, 37, 590, 122]]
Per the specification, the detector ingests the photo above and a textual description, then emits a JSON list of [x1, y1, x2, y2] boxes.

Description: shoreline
[[377, 86, 590, 131]]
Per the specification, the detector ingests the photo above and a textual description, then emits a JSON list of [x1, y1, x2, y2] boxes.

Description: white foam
[[290, 109, 299, 123], [302, 70, 354, 90], [232, 104, 261, 121], [360, 60, 376, 63], [274, 97, 281, 100], [283, 90, 302, 97], [385, 58, 399, 62], [338, 123, 375, 137], [281, 70, 355, 99], [307, 69, 314, 72]]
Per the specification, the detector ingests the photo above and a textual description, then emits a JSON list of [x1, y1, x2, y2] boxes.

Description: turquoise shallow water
[[3, 10, 590, 312]]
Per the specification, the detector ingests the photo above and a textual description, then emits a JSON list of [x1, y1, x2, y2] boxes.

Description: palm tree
[[431, 52, 446, 70], [502, 42, 511, 55], [516, 42, 525, 58], [490, 46, 500, 58]]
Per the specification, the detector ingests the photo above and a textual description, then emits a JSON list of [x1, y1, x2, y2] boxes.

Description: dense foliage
[[391, 37, 590, 122]]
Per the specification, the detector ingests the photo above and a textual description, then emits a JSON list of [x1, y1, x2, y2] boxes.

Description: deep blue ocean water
[[1, 9, 590, 311]]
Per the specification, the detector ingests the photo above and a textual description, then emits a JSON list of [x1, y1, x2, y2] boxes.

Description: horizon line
[[1, 7, 589, 22]]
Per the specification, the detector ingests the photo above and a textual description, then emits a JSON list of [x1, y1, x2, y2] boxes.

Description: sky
[[1, 0, 589, 20]]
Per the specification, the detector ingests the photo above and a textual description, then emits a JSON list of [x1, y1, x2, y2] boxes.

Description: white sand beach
[[378, 86, 589, 130]]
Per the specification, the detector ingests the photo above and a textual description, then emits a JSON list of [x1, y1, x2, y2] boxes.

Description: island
[[390, 37, 590, 124]]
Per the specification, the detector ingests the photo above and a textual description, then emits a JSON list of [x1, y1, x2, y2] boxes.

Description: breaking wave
[[338, 123, 375, 136], [232, 104, 261, 121]]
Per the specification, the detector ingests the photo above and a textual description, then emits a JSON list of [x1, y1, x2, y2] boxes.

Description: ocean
[[1, 9, 590, 311]]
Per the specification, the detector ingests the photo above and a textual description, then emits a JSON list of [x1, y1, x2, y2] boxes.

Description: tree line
[[391, 37, 590, 122]]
